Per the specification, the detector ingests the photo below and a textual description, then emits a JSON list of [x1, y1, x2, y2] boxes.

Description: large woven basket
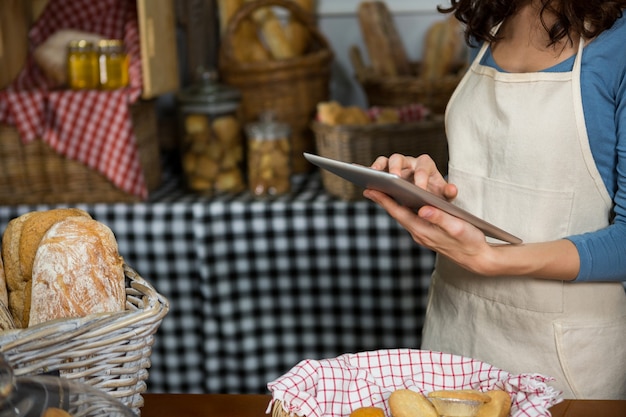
[[0, 100, 161, 205], [0, 263, 169, 416], [312, 116, 448, 201], [350, 45, 466, 115], [219, 0, 333, 173]]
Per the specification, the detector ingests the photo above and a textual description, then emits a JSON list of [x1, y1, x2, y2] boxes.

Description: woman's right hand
[[369, 153, 457, 201]]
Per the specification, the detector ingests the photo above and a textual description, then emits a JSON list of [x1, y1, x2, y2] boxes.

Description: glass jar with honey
[[97, 39, 129, 90], [67, 40, 99, 90]]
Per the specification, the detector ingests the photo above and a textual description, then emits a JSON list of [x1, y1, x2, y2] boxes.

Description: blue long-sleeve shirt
[[469, 13, 626, 282]]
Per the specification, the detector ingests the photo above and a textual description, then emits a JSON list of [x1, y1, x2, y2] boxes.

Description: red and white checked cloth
[[0, 0, 147, 198], [367, 103, 431, 123], [267, 349, 563, 417]]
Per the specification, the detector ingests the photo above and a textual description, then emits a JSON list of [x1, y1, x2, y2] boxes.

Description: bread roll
[[244, 0, 295, 59], [33, 29, 103, 86], [350, 406, 385, 417], [29, 216, 125, 326], [476, 390, 511, 417], [388, 389, 438, 417], [232, 18, 272, 62]]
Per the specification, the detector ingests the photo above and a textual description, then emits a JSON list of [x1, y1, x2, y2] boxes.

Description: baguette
[[358, 1, 411, 76], [285, 0, 316, 55], [421, 15, 467, 80]]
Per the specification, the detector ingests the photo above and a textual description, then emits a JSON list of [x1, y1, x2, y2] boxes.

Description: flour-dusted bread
[[29, 216, 126, 326], [3, 208, 91, 328]]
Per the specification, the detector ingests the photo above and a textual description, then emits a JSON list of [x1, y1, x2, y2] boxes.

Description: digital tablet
[[304, 153, 522, 244]]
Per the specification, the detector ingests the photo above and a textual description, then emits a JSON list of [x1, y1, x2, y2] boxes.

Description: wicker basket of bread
[[218, 0, 334, 173], [0, 208, 169, 416], [267, 349, 563, 417], [351, 2, 467, 114], [312, 101, 448, 201]]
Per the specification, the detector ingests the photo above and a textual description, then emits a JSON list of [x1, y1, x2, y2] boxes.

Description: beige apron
[[421, 36, 626, 399]]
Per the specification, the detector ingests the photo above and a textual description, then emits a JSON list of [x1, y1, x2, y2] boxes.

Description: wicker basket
[[312, 116, 448, 201], [218, 0, 333, 173], [350, 45, 466, 115], [0, 263, 169, 416], [0, 100, 161, 205]]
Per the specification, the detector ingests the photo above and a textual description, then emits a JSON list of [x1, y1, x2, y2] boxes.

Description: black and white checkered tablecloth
[[0, 173, 436, 394]]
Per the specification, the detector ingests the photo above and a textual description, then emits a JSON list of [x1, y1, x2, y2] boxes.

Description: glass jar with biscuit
[[177, 71, 245, 194], [245, 112, 291, 196]]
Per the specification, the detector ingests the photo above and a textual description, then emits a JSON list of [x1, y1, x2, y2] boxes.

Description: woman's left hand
[[363, 188, 498, 275]]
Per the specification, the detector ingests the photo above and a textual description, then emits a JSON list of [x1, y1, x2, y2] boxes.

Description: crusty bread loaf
[[29, 216, 125, 326], [0, 254, 13, 331], [0, 252, 7, 306], [2, 211, 35, 328], [3, 209, 92, 327], [19, 208, 91, 281]]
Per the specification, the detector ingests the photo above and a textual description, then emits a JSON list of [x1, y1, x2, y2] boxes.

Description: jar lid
[[177, 71, 241, 114], [97, 39, 125, 53], [245, 112, 290, 140], [67, 39, 96, 52]]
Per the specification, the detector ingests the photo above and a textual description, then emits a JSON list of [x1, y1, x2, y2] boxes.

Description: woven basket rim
[[0, 263, 168, 347], [311, 114, 444, 134]]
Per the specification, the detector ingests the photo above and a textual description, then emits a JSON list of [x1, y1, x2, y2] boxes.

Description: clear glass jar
[[245, 112, 291, 196], [0, 354, 134, 417], [67, 40, 99, 90], [97, 39, 129, 90], [177, 71, 245, 194]]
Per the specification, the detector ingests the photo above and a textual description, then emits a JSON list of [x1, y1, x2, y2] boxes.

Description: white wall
[[317, 0, 447, 106]]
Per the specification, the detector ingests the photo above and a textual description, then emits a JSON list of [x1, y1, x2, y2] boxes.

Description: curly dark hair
[[438, 0, 626, 47]]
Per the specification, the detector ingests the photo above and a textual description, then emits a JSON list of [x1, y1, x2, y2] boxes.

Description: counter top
[[141, 393, 626, 417]]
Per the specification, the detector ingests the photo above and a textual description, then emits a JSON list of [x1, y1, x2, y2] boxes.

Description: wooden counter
[[141, 393, 626, 417]]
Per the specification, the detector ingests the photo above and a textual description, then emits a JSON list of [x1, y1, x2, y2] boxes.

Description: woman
[[364, 0, 626, 399]]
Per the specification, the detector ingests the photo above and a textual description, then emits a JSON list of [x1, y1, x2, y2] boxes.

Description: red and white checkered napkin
[[0, 0, 147, 198], [266, 349, 563, 417]]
